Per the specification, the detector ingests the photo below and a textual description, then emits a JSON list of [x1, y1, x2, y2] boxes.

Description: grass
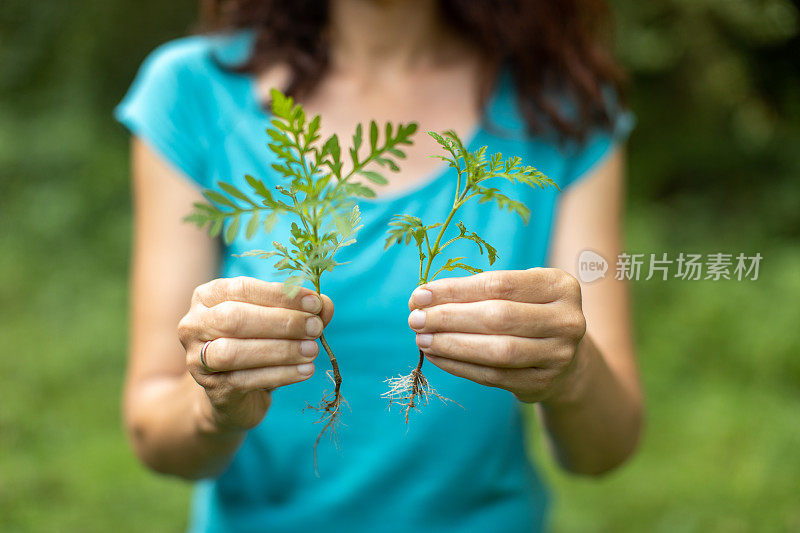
[[1, 107, 799, 531]]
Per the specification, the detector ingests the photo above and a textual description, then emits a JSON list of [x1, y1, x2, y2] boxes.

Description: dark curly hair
[[200, 0, 625, 140]]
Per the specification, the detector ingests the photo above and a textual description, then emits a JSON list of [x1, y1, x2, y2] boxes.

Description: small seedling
[[186, 89, 417, 466], [382, 130, 557, 422]]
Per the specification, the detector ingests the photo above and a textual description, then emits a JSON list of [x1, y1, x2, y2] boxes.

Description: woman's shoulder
[[484, 68, 634, 189], [136, 32, 252, 85], [115, 32, 255, 186]]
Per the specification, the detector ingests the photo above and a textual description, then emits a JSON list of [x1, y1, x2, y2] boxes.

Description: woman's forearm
[[536, 335, 643, 476], [124, 373, 246, 479]]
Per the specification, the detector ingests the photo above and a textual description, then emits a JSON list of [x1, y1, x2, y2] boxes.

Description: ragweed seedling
[[186, 89, 417, 463], [382, 130, 557, 422]]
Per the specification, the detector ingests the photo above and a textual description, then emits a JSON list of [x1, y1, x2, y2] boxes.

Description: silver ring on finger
[[200, 340, 217, 373]]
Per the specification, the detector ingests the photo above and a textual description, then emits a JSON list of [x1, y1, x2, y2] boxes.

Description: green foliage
[[612, 0, 800, 216], [385, 129, 556, 284], [186, 89, 417, 296]]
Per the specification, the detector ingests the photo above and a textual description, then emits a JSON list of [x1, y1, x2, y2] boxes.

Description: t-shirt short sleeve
[[114, 38, 213, 188], [559, 94, 636, 189]]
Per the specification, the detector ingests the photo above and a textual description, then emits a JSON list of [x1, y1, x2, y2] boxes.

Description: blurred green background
[[1, 0, 799, 531]]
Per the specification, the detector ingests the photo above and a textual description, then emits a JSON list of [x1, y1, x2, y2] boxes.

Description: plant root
[[382, 350, 455, 423]]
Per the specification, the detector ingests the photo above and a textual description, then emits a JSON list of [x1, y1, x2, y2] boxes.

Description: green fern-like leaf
[[385, 128, 556, 286]]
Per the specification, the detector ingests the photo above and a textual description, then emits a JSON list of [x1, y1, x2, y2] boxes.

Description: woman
[[116, 0, 642, 531]]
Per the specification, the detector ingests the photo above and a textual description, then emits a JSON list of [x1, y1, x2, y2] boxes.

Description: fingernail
[[412, 288, 433, 307], [299, 340, 318, 358], [408, 309, 426, 330], [297, 363, 314, 376], [305, 316, 323, 337], [416, 333, 433, 348], [301, 294, 322, 313]]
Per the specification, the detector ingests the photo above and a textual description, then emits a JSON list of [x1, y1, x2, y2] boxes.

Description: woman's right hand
[[178, 276, 334, 434]]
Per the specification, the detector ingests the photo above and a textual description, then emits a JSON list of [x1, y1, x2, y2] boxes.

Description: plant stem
[[311, 279, 339, 392], [417, 242, 424, 284], [414, 348, 425, 375], [319, 332, 342, 396], [420, 164, 473, 282], [422, 206, 459, 281], [310, 282, 343, 475]]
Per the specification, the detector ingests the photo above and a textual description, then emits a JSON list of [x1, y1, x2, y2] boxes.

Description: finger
[[193, 276, 325, 315], [408, 300, 569, 337], [199, 338, 319, 372], [319, 294, 335, 327], [202, 301, 324, 340], [415, 332, 565, 368], [409, 268, 577, 309], [209, 363, 315, 393], [423, 353, 553, 393]]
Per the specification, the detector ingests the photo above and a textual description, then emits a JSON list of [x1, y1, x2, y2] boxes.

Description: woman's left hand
[[408, 268, 588, 404]]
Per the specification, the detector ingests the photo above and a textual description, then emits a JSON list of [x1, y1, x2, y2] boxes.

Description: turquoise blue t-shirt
[[115, 33, 633, 533]]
